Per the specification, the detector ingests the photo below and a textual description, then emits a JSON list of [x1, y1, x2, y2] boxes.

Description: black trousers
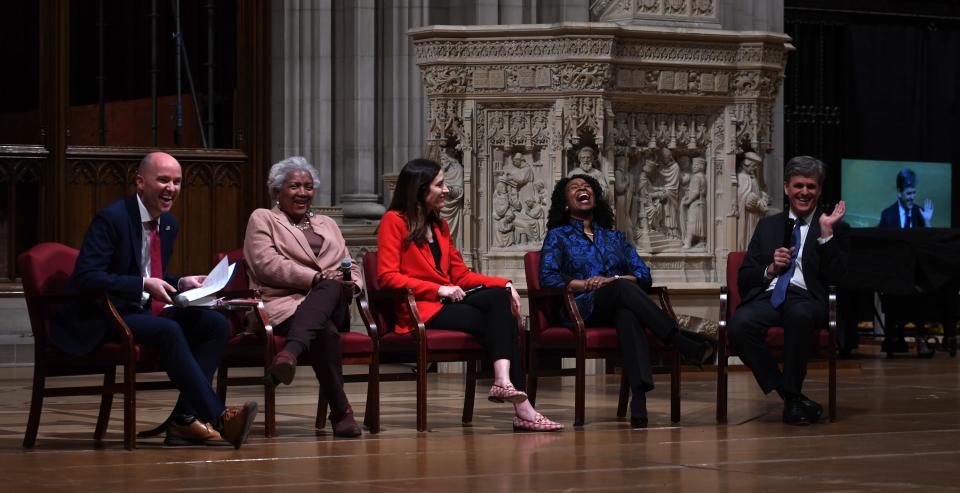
[[728, 287, 826, 396], [275, 279, 351, 413], [586, 280, 679, 408], [427, 287, 525, 390]]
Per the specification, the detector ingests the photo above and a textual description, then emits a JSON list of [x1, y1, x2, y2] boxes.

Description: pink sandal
[[488, 383, 528, 404], [513, 413, 564, 432]]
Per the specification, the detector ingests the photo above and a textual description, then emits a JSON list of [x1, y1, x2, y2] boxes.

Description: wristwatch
[[614, 275, 621, 280]]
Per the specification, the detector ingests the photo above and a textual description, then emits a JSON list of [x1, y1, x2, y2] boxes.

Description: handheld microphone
[[782, 217, 796, 248], [172, 293, 191, 308], [340, 257, 353, 282]]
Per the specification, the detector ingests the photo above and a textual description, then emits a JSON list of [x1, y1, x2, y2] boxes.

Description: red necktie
[[149, 222, 165, 315]]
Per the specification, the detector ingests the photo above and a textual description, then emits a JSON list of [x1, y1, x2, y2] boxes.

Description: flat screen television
[[841, 159, 952, 228]]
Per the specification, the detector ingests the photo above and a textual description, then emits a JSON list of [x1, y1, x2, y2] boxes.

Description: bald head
[[136, 152, 182, 218]]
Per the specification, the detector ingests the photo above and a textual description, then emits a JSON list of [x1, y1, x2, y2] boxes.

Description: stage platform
[[0, 347, 958, 492]]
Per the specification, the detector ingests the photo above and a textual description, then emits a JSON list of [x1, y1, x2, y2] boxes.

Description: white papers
[[165, 256, 236, 308]]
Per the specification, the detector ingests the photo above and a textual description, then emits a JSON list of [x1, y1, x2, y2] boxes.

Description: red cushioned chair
[[359, 251, 510, 432], [20, 243, 178, 450], [717, 251, 837, 423], [214, 249, 379, 436], [523, 251, 681, 426]]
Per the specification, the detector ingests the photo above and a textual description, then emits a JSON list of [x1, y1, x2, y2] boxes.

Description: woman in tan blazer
[[243, 156, 364, 437]]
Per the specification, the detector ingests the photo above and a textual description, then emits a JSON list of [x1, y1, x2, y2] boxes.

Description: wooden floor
[[1, 346, 959, 492]]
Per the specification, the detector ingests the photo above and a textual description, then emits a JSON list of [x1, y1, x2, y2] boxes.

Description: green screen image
[[841, 159, 952, 228]]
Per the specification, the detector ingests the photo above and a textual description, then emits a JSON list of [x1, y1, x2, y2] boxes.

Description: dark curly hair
[[546, 174, 615, 230]]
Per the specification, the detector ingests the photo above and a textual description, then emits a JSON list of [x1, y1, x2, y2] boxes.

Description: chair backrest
[[214, 249, 249, 292], [725, 251, 746, 319], [522, 251, 565, 334], [18, 243, 79, 340], [361, 251, 398, 334]]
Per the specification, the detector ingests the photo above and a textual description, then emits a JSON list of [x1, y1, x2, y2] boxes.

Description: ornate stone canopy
[[412, 22, 791, 286]]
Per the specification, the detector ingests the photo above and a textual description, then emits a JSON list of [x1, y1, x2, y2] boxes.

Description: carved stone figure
[[567, 147, 611, 200], [439, 149, 464, 245], [613, 155, 634, 233], [682, 157, 707, 249], [737, 151, 770, 248], [493, 180, 520, 247], [515, 197, 544, 244], [657, 149, 682, 239], [502, 152, 535, 193]]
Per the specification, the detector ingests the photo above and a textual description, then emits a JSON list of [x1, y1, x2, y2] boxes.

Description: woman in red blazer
[[377, 158, 561, 432]]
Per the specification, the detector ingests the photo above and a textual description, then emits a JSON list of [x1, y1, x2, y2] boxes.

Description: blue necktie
[[771, 219, 802, 308]]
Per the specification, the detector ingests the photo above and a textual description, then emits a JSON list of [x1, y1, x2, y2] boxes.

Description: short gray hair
[[267, 156, 320, 200], [784, 155, 826, 184]]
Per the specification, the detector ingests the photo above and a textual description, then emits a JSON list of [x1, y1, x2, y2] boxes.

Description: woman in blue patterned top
[[539, 175, 714, 428]]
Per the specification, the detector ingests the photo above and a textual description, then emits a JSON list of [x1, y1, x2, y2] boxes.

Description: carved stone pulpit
[[411, 21, 791, 287]]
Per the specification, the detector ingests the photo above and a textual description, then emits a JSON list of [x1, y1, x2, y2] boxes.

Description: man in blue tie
[[53, 152, 258, 448], [878, 168, 936, 357], [728, 156, 848, 425]]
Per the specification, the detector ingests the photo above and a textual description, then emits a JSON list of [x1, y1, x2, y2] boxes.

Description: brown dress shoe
[[329, 405, 362, 438], [220, 401, 258, 449], [267, 350, 297, 386], [164, 420, 227, 447]]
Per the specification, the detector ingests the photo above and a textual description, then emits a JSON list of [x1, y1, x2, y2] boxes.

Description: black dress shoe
[[630, 416, 648, 429], [797, 395, 823, 423], [782, 398, 812, 426], [943, 336, 957, 357], [882, 337, 908, 357], [917, 338, 935, 359]]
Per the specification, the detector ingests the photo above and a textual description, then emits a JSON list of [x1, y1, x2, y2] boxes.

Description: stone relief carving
[[439, 148, 465, 247], [608, 111, 714, 252], [682, 156, 707, 249], [412, 25, 790, 282], [736, 151, 769, 249], [692, 0, 714, 16], [568, 147, 613, 203]]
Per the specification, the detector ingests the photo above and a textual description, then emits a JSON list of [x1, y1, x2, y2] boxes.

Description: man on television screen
[[878, 168, 933, 228], [878, 168, 935, 357]]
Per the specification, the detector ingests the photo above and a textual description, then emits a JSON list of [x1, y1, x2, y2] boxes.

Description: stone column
[[335, 0, 385, 221], [540, 0, 589, 22], [724, 0, 786, 213], [380, 1, 431, 176], [271, 0, 334, 205]]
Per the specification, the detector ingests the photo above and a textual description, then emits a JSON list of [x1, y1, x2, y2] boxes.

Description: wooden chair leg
[[22, 366, 44, 448], [216, 364, 228, 402], [829, 339, 837, 422], [616, 372, 629, 418], [417, 352, 428, 432], [364, 357, 380, 434], [526, 349, 539, 407], [94, 368, 116, 441], [670, 351, 680, 423], [263, 381, 277, 437], [575, 352, 586, 427], [462, 360, 477, 424], [716, 342, 729, 424], [123, 364, 136, 450]]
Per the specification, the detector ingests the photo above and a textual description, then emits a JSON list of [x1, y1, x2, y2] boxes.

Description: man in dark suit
[[728, 155, 848, 425], [878, 168, 936, 357], [878, 168, 933, 229], [54, 152, 257, 448]]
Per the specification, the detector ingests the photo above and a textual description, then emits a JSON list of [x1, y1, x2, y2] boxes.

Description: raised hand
[[922, 198, 934, 224], [819, 200, 845, 237]]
